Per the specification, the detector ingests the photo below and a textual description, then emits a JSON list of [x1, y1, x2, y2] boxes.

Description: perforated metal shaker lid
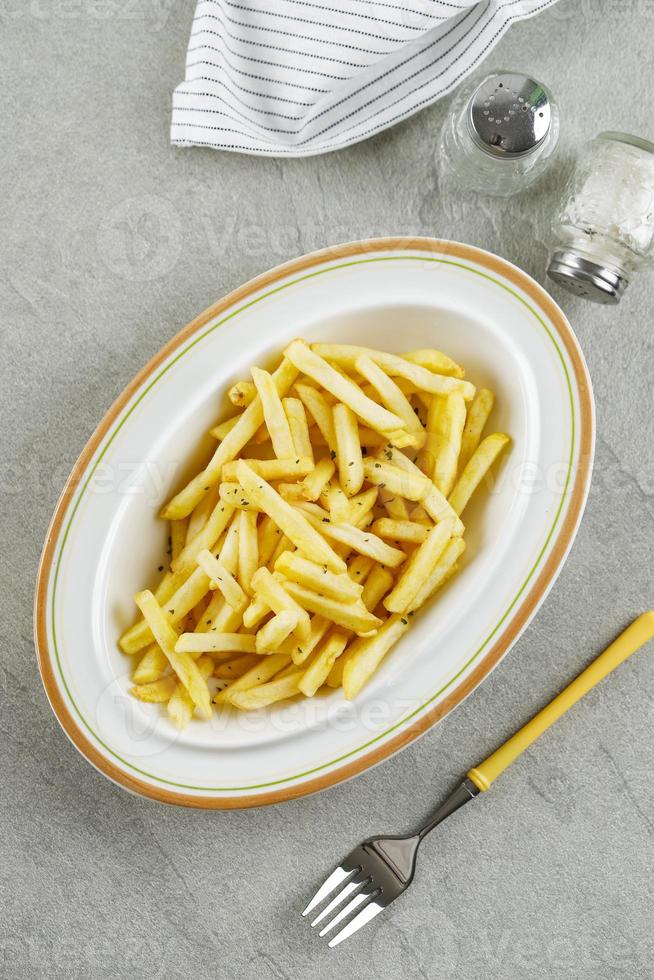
[[467, 72, 553, 157], [547, 251, 628, 305]]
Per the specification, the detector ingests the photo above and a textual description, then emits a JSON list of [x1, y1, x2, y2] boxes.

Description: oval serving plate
[[35, 239, 594, 808]]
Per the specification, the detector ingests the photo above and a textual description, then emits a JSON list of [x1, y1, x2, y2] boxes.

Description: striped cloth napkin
[[171, 0, 559, 157]]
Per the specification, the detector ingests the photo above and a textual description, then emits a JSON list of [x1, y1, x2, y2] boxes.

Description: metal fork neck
[[417, 777, 480, 841]]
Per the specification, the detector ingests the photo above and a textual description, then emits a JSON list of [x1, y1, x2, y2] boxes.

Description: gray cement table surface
[[2, 2, 653, 978]]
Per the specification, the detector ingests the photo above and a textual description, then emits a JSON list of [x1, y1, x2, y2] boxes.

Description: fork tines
[[302, 860, 384, 947]]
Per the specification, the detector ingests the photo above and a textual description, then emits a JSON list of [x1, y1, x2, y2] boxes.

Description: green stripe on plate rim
[[50, 254, 576, 793]]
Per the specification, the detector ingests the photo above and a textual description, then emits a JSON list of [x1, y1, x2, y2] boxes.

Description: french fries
[[311, 344, 475, 400], [235, 461, 346, 573], [283, 396, 314, 462], [384, 517, 458, 613], [175, 632, 257, 654], [134, 591, 212, 719], [422, 392, 466, 497], [161, 358, 298, 520], [458, 388, 495, 471], [285, 341, 406, 434], [122, 340, 511, 723], [448, 433, 511, 516], [251, 366, 296, 458], [333, 403, 364, 496], [274, 551, 363, 602]]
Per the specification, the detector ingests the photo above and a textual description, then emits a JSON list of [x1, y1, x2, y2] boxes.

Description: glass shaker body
[[548, 132, 654, 303], [439, 70, 560, 198]]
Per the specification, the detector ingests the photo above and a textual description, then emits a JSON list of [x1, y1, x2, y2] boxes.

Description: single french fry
[[347, 555, 375, 583], [218, 510, 240, 575], [274, 550, 363, 602], [213, 653, 259, 680], [285, 341, 406, 434], [242, 593, 270, 630], [132, 643, 169, 686], [355, 354, 424, 443], [311, 344, 474, 401], [423, 392, 466, 495], [347, 487, 379, 524], [256, 609, 299, 653], [251, 366, 296, 458], [194, 592, 225, 633], [384, 518, 456, 613], [282, 581, 382, 635], [300, 456, 336, 501], [222, 457, 313, 482], [252, 423, 272, 445], [371, 518, 429, 544], [250, 566, 311, 641], [214, 653, 290, 703], [120, 568, 211, 654], [227, 379, 256, 407], [283, 396, 314, 463], [362, 565, 395, 614], [134, 591, 212, 719], [161, 357, 298, 520], [189, 595, 210, 630], [257, 515, 283, 567], [204, 594, 245, 634], [294, 503, 406, 568], [402, 348, 465, 378], [176, 630, 258, 655], [459, 388, 495, 471], [326, 481, 351, 523], [172, 501, 235, 575], [363, 458, 430, 501], [295, 383, 337, 452], [131, 676, 177, 704], [448, 433, 511, 516], [186, 485, 219, 545], [218, 483, 261, 512], [170, 519, 188, 563], [381, 491, 410, 521], [298, 629, 349, 697], [267, 533, 293, 569], [342, 614, 411, 699], [408, 536, 465, 611], [237, 509, 259, 596], [195, 550, 247, 611], [236, 461, 346, 573], [277, 482, 305, 501], [167, 656, 214, 728], [358, 426, 388, 447], [153, 566, 182, 605], [229, 671, 303, 710], [210, 416, 240, 441], [333, 403, 364, 496], [325, 660, 344, 689]]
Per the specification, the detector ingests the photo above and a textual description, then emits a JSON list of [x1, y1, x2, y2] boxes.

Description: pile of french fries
[[120, 339, 510, 727]]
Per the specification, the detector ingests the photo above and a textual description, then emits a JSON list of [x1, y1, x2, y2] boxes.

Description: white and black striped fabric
[[171, 0, 559, 156]]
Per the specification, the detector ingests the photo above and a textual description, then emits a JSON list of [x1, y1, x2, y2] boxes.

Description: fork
[[302, 612, 654, 947]]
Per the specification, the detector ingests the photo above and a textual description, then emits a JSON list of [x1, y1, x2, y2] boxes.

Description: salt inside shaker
[[439, 70, 559, 197], [547, 132, 654, 304]]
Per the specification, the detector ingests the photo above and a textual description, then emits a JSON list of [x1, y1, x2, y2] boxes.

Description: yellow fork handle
[[467, 612, 654, 792]]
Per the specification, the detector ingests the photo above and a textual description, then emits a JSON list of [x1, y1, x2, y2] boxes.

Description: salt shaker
[[439, 70, 559, 197], [547, 132, 654, 304]]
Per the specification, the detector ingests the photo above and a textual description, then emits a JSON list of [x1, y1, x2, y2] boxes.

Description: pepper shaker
[[439, 70, 560, 198]]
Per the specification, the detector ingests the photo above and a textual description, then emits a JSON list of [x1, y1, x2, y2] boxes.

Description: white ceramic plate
[[35, 239, 594, 808]]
